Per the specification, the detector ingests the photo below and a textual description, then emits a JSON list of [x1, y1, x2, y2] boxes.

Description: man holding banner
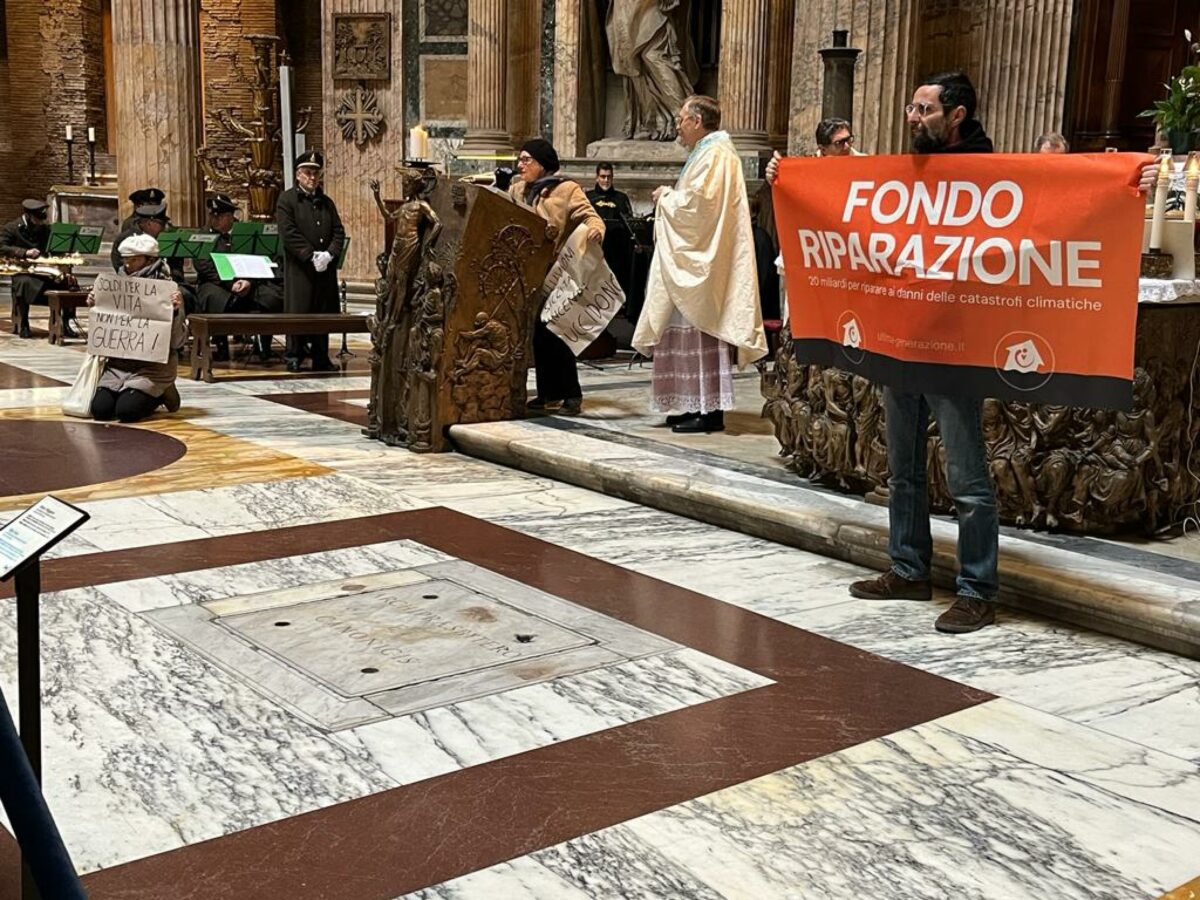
[[633, 94, 767, 434], [769, 72, 1148, 633]]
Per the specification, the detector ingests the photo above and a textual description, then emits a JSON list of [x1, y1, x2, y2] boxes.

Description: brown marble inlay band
[[0, 361, 64, 390], [260, 389, 370, 428], [0, 508, 991, 899]]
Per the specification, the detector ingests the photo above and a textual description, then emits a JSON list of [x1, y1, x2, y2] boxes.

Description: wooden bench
[[188, 312, 371, 382], [45, 290, 89, 345]]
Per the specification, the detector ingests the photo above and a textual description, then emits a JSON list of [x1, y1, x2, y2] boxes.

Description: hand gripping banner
[[773, 153, 1148, 409]]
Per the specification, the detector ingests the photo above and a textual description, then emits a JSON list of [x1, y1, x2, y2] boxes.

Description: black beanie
[[521, 138, 560, 173]]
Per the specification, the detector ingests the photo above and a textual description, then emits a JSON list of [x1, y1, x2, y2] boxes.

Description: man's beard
[[911, 124, 946, 154]]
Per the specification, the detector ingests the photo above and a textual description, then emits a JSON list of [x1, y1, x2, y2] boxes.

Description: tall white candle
[[87, 126, 95, 143], [65, 124, 73, 141], [1185, 152, 1200, 225], [1149, 153, 1173, 251]]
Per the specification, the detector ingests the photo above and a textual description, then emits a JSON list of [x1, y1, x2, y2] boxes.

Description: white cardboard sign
[[88, 273, 174, 364], [540, 226, 626, 356]]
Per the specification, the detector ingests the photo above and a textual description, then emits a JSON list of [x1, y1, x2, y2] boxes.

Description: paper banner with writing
[[87, 273, 174, 364], [773, 152, 1148, 409], [541, 225, 626, 356]]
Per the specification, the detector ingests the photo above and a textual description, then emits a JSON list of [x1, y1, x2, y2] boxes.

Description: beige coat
[[508, 177, 605, 249], [634, 130, 767, 366]]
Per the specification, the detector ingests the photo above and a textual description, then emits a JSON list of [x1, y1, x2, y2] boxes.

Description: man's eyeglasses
[[905, 102, 944, 117], [832, 135, 855, 148], [517, 154, 534, 164]]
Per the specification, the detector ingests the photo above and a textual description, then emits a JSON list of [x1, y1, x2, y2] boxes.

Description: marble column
[[552, 0, 582, 156], [788, 0, 920, 157], [766, 0, 797, 151], [506, 0, 541, 145], [111, 0, 204, 224], [719, 0, 771, 152], [971, 0, 1075, 151], [461, 0, 511, 154]]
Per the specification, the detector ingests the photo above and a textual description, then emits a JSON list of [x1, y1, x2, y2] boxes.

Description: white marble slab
[[517, 700, 1200, 900], [788, 596, 1200, 764], [336, 647, 772, 786], [0, 585, 397, 874]]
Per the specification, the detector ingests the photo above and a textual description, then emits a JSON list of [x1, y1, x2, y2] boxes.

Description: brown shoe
[[849, 570, 933, 601], [935, 596, 996, 634], [161, 383, 181, 413]]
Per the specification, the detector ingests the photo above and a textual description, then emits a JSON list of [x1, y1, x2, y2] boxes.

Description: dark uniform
[[193, 194, 283, 359], [1, 200, 53, 338], [276, 150, 345, 369], [117, 187, 165, 235]]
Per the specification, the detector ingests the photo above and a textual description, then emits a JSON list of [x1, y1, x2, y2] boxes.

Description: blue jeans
[[883, 388, 999, 601]]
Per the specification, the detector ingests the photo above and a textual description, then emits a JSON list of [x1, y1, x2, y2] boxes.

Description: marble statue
[[606, 0, 700, 141]]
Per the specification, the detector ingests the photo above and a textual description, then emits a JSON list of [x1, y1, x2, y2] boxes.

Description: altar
[[761, 281, 1200, 535]]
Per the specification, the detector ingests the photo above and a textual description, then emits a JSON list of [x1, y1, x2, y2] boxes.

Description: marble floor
[[0, 308, 1198, 899]]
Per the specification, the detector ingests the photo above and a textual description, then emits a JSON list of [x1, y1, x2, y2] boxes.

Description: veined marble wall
[[404, 0, 468, 163]]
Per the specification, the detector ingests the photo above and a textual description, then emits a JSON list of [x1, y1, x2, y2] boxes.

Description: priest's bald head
[[676, 95, 720, 150]]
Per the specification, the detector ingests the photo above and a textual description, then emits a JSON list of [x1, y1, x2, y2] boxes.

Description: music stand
[[229, 221, 262, 254], [45, 223, 102, 255]]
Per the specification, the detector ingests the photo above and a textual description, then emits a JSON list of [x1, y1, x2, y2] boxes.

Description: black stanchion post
[[16, 561, 41, 784], [339, 279, 353, 361]]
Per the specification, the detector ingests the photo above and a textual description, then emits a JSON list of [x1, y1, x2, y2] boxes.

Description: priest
[[633, 94, 767, 433]]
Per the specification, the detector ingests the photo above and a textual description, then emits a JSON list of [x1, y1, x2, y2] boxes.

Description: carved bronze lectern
[[367, 173, 556, 452]]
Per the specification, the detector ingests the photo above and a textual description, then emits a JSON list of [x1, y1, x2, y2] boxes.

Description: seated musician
[[111, 202, 196, 313], [118, 187, 165, 234], [1, 199, 59, 339], [88, 234, 184, 422], [193, 193, 283, 362]]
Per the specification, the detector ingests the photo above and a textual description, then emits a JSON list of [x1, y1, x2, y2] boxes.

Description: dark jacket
[[276, 185, 345, 314], [0, 215, 48, 258], [931, 119, 994, 154], [111, 222, 186, 284], [193, 227, 284, 314], [586, 187, 634, 228]]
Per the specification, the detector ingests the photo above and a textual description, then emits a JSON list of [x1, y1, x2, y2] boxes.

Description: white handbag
[[62, 354, 105, 418]]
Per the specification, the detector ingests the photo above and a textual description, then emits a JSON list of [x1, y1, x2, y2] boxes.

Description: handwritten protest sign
[[773, 152, 1146, 409], [541, 225, 626, 356], [87, 273, 174, 364]]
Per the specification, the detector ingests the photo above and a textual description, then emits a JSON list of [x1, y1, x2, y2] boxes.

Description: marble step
[[449, 419, 1200, 659]]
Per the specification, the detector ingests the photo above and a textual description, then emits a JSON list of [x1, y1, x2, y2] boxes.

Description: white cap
[[117, 234, 160, 257]]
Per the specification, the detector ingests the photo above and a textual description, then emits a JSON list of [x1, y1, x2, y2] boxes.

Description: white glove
[[312, 250, 333, 273]]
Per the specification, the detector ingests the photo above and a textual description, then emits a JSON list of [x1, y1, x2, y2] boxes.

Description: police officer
[[1, 199, 53, 338], [119, 187, 165, 233], [111, 202, 196, 314], [193, 194, 283, 361], [276, 149, 345, 372]]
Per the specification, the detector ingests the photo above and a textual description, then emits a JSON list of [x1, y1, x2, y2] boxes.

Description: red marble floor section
[[0, 509, 991, 899], [0, 361, 63, 389], [260, 389, 370, 427], [0, 420, 187, 498]]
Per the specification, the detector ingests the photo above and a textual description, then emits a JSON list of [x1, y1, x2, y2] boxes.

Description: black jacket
[[586, 187, 635, 228], [931, 119, 994, 154], [276, 186, 345, 315], [0, 215, 48, 258]]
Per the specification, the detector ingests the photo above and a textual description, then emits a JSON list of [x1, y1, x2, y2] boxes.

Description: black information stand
[[0, 496, 90, 900]]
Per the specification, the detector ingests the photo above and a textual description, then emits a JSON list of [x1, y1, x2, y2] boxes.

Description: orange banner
[[773, 153, 1148, 408]]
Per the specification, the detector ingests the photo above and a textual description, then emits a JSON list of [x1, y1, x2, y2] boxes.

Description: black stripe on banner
[[791, 339, 1134, 410]]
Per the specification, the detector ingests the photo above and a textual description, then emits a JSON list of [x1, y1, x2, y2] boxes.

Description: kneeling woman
[[89, 233, 185, 422]]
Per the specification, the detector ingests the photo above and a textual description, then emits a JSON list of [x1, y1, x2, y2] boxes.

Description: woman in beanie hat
[[85, 233, 186, 422], [509, 137, 606, 415]]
